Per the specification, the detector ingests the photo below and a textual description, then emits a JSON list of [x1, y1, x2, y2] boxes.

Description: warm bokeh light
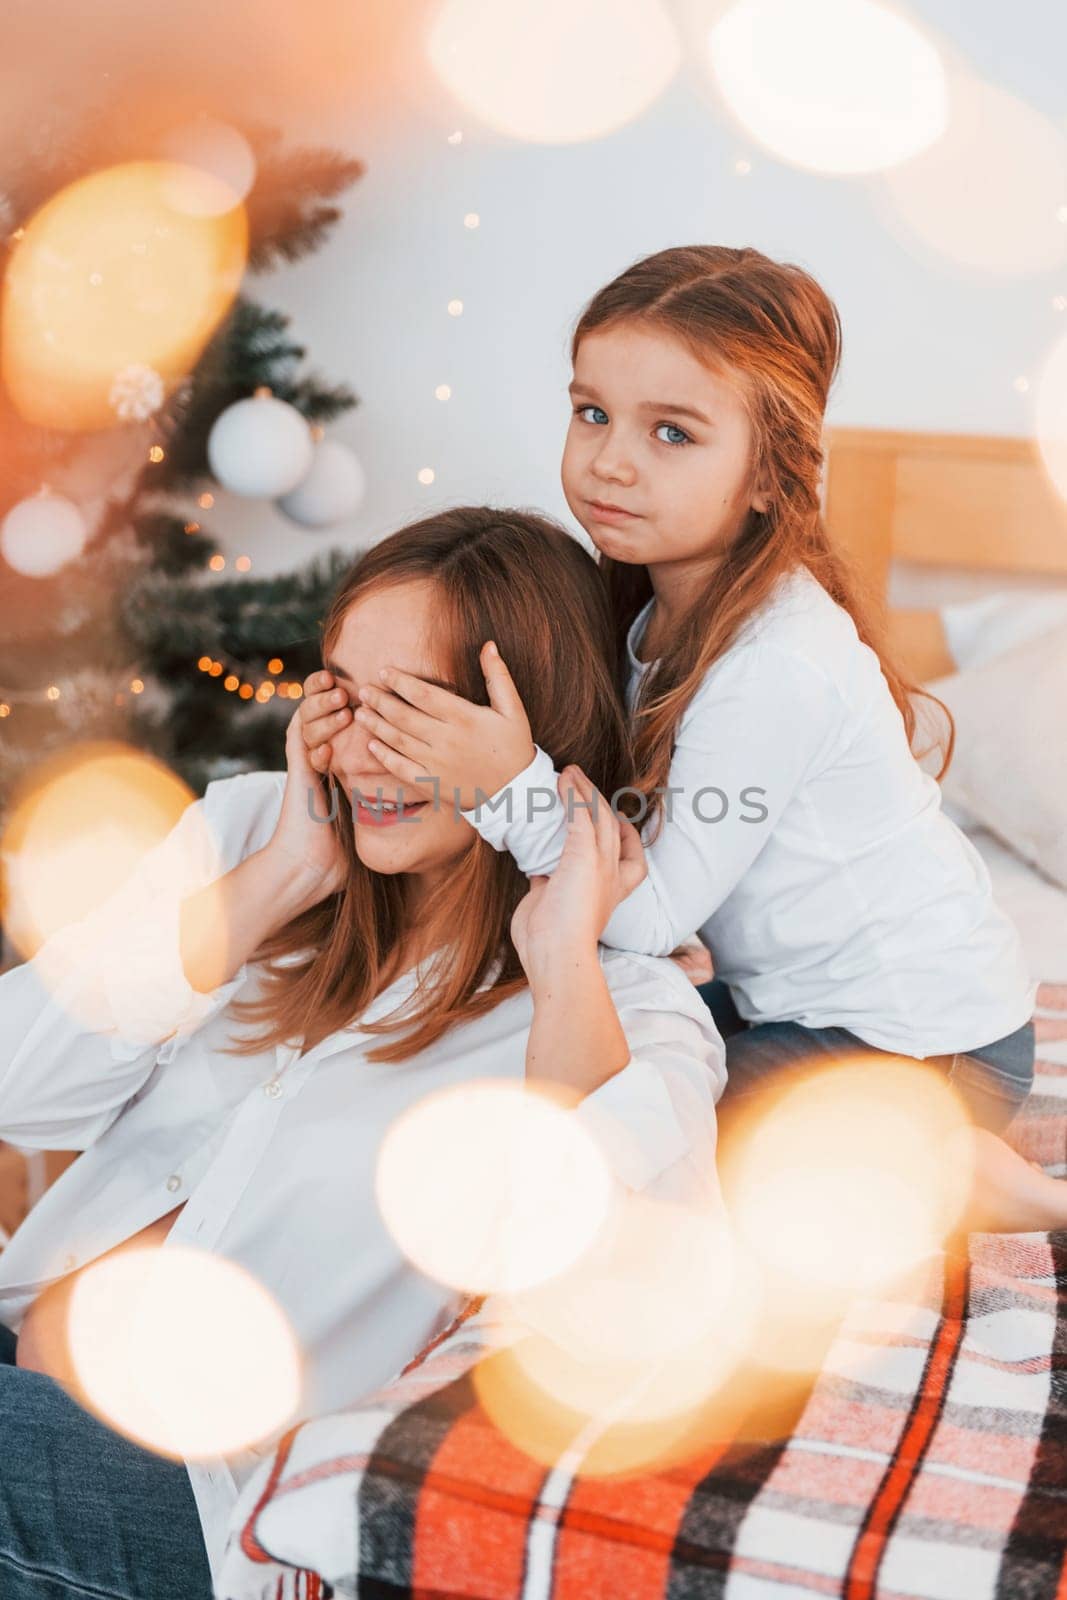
[[1036, 332, 1067, 504], [376, 1081, 613, 1294], [1, 162, 247, 430], [471, 1191, 755, 1476], [68, 1247, 302, 1460], [0, 742, 194, 963], [157, 118, 257, 218], [706, 0, 947, 176], [427, 0, 681, 145], [720, 1053, 973, 1370], [880, 72, 1067, 276]]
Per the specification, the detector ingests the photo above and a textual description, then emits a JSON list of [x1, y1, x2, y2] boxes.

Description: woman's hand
[[510, 766, 647, 983], [265, 708, 347, 901], [297, 669, 354, 775], [347, 642, 536, 812]]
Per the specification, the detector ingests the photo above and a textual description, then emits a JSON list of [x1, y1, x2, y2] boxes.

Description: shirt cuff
[[458, 744, 562, 853], [573, 1057, 690, 1191]]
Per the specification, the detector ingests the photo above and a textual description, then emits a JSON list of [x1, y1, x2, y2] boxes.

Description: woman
[[0, 506, 725, 1599]]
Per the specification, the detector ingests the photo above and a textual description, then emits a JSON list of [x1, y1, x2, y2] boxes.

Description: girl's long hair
[[222, 506, 634, 1063], [571, 245, 954, 838]]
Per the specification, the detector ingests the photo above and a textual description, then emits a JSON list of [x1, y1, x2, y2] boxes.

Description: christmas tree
[[0, 109, 366, 821]]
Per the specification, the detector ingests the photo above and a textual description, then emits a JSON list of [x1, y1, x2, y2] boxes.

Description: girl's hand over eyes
[[343, 642, 536, 813]]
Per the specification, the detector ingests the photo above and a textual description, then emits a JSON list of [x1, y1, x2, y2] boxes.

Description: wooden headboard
[[824, 427, 1067, 607], [822, 426, 1067, 680]]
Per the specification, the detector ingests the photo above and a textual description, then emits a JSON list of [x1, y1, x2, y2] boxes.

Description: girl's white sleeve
[[460, 642, 844, 956], [0, 770, 285, 1149]]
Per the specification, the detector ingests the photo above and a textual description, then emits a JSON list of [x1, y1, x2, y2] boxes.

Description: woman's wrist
[[260, 841, 337, 920], [524, 940, 630, 1095], [521, 935, 601, 994]]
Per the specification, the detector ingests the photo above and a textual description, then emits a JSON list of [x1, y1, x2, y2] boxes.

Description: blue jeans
[[697, 979, 1035, 1135], [0, 1322, 213, 1599]]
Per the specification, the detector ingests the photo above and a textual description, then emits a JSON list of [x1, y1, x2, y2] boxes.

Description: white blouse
[[0, 769, 726, 1584], [459, 567, 1036, 1059]]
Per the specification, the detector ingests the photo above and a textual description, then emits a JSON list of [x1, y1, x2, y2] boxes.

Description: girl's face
[[324, 579, 475, 885], [560, 322, 769, 579]]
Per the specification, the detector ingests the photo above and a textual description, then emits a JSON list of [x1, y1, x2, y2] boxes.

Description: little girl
[[301, 245, 1060, 1233]]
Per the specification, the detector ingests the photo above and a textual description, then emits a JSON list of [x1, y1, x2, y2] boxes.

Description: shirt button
[[264, 1081, 282, 1099], [166, 1174, 182, 1193]]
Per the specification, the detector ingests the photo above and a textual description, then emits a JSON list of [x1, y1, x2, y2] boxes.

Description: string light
[[208, 554, 225, 571], [184, 521, 201, 534], [418, 467, 435, 485], [1014, 376, 1031, 393], [435, 384, 452, 401], [234, 555, 251, 572], [735, 158, 753, 176], [148, 445, 165, 463], [447, 130, 464, 145], [0, 653, 303, 716], [463, 212, 479, 229], [447, 299, 463, 317], [198, 492, 214, 509]]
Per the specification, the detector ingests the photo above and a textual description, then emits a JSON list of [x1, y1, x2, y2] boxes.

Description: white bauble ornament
[[1, 491, 87, 577], [277, 439, 366, 527], [207, 394, 314, 498]]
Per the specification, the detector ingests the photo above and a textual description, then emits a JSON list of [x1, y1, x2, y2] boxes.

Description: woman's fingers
[[569, 765, 618, 868], [559, 766, 596, 849], [300, 669, 351, 751]]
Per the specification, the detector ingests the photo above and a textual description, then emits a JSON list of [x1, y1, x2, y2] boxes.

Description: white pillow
[[920, 627, 1067, 889]]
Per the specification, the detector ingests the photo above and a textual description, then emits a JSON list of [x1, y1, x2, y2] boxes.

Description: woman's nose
[[332, 716, 389, 774]]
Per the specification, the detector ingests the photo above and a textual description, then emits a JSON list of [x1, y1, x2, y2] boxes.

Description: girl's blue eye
[[655, 423, 691, 446], [575, 404, 608, 425]]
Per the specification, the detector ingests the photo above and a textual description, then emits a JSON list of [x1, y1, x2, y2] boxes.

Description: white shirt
[[0, 769, 726, 1585], [460, 567, 1036, 1058]]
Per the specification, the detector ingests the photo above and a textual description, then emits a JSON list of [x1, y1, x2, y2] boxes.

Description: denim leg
[[720, 1020, 871, 1101], [940, 1020, 1036, 1135], [0, 1332, 213, 1600]]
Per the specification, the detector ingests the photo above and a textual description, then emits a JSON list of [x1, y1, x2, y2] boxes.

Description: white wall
[[204, 0, 1067, 579]]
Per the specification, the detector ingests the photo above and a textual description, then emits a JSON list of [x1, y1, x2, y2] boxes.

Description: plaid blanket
[[219, 983, 1067, 1600]]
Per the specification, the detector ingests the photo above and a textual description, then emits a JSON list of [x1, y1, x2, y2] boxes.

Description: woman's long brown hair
[[221, 506, 634, 1064], [571, 244, 954, 841]]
